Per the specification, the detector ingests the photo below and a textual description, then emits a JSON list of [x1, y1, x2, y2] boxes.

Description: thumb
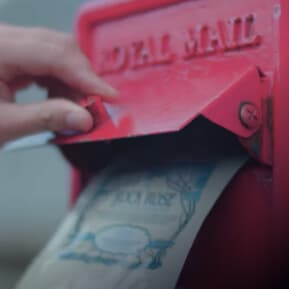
[[0, 99, 93, 144]]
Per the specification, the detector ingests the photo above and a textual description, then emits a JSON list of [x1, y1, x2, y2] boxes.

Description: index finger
[[49, 36, 118, 101], [0, 27, 118, 101]]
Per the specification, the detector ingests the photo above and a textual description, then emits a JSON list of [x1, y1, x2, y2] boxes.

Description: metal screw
[[239, 103, 261, 130]]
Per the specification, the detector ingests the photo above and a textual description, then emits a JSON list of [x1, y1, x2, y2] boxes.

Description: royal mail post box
[[57, 0, 289, 288]]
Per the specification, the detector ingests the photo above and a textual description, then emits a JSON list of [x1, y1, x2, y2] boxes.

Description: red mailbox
[[58, 0, 289, 288]]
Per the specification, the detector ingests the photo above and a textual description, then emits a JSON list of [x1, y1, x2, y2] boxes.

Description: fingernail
[[99, 83, 118, 98], [107, 85, 118, 97], [57, 130, 82, 136], [90, 76, 118, 98], [65, 110, 93, 132]]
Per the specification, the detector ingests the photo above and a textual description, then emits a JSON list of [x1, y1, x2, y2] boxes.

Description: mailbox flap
[[56, 0, 274, 144]]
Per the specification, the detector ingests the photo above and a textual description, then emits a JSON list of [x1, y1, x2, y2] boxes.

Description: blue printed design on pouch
[[58, 159, 216, 270]]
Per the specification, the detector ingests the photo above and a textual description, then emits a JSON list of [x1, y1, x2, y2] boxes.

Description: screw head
[[239, 103, 261, 130]]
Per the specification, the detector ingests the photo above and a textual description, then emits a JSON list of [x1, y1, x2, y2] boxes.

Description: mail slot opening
[[60, 117, 249, 174], [59, 116, 273, 289]]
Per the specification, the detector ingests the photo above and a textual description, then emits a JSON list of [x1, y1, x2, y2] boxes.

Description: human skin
[[0, 24, 117, 145]]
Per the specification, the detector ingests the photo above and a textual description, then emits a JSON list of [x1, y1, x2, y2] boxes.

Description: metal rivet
[[239, 103, 261, 130]]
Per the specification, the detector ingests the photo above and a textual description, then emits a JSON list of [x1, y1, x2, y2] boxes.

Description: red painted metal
[[177, 163, 275, 289], [272, 0, 289, 282], [56, 0, 278, 164], [59, 0, 289, 288]]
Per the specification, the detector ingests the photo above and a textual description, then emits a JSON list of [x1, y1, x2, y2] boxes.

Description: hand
[[0, 24, 117, 145]]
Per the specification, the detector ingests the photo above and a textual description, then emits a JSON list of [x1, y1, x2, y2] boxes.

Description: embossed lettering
[[183, 25, 225, 59], [183, 16, 261, 59], [183, 29, 198, 59], [152, 34, 174, 65], [99, 46, 128, 74], [128, 34, 174, 69], [130, 40, 152, 69], [221, 15, 261, 50], [98, 14, 262, 75], [244, 14, 262, 46]]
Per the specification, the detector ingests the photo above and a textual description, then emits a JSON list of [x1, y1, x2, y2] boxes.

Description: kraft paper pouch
[[16, 144, 247, 289]]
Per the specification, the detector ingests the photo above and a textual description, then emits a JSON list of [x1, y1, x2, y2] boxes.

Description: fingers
[[0, 99, 93, 145], [53, 39, 118, 101], [36, 77, 85, 102], [0, 25, 116, 144], [0, 25, 118, 101]]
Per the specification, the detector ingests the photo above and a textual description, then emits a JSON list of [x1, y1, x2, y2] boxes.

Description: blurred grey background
[[0, 0, 90, 288]]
